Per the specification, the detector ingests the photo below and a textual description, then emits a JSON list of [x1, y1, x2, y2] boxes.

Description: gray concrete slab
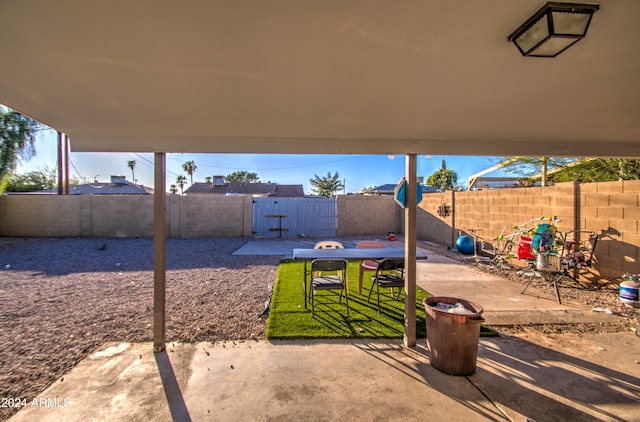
[[417, 252, 566, 311], [10, 336, 640, 422], [231, 238, 392, 256], [232, 239, 316, 256], [475, 332, 640, 422], [231, 239, 360, 256], [416, 251, 618, 326]]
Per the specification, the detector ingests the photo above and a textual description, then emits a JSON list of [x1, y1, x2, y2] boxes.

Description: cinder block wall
[[2, 194, 400, 238], [177, 195, 252, 237], [453, 183, 577, 241], [90, 195, 154, 237], [0, 195, 84, 237], [416, 180, 640, 281], [2, 182, 638, 281], [578, 180, 640, 278], [417, 191, 455, 247], [337, 195, 402, 236], [0, 194, 253, 238]]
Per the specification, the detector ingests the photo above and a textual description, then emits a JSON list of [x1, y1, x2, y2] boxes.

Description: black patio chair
[[310, 259, 349, 317], [367, 258, 405, 313]]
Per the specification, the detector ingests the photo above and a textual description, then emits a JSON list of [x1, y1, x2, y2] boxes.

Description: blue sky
[[17, 129, 504, 194]]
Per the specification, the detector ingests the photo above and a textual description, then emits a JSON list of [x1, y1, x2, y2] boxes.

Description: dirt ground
[[0, 237, 637, 421]]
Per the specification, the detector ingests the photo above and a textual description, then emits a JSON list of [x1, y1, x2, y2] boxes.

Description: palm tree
[[182, 160, 197, 185], [309, 171, 344, 198], [127, 160, 136, 183], [169, 184, 178, 194], [176, 175, 187, 195], [426, 160, 458, 191]]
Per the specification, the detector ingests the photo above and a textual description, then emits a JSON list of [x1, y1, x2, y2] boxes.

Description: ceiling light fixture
[[508, 2, 599, 57]]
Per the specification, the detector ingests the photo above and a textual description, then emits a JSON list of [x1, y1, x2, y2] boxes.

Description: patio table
[[293, 248, 428, 309]]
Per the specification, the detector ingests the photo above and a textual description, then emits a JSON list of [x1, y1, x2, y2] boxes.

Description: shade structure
[[508, 2, 600, 57], [0, 0, 638, 157]]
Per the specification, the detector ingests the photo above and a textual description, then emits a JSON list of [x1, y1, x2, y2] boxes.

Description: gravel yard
[[0, 237, 637, 421]]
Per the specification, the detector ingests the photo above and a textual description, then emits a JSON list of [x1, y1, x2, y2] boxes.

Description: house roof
[[28, 183, 153, 195], [0, 1, 638, 158], [274, 184, 305, 197], [184, 182, 304, 197]]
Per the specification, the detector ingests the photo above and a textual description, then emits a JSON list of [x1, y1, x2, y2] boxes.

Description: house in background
[[362, 180, 439, 196], [20, 175, 153, 195], [184, 176, 304, 197]]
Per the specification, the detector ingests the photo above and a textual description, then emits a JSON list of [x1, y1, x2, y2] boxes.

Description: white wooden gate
[[252, 197, 337, 238]]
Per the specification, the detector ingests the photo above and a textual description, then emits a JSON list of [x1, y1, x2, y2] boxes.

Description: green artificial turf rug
[[266, 259, 430, 339], [266, 259, 499, 339]]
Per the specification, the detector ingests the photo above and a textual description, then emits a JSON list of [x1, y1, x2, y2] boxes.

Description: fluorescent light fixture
[[508, 2, 599, 57]]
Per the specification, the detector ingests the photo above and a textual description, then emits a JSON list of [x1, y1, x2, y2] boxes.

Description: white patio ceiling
[[0, 0, 638, 157]]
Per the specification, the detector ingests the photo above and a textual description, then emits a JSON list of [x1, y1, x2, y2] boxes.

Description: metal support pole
[[64, 135, 70, 195], [404, 154, 417, 347], [57, 131, 63, 195], [153, 152, 167, 352]]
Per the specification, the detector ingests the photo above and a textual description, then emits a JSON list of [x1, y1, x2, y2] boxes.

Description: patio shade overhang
[[1, 0, 639, 157]]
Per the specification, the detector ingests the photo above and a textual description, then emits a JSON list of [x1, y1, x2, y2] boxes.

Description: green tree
[[204, 176, 212, 183], [225, 171, 260, 183], [176, 175, 187, 195], [426, 160, 458, 191], [169, 184, 178, 194], [310, 171, 344, 198], [0, 108, 41, 193], [6, 166, 88, 192], [182, 160, 197, 185], [127, 160, 136, 183], [549, 158, 640, 183], [498, 156, 577, 187], [6, 166, 57, 192]]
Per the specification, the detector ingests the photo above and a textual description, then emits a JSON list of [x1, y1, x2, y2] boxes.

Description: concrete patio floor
[[9, 239, 640, 421], [417, 249, 620, 327], [10, 334, 640, 422]]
